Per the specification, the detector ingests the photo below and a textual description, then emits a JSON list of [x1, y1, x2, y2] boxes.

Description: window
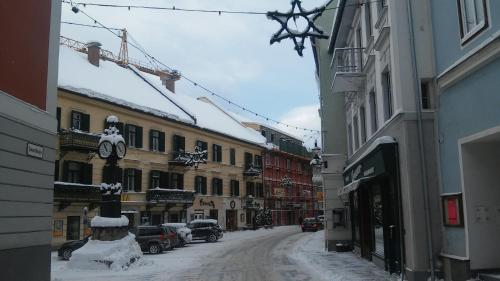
[[213, 144, 222, 162], [421, 82, 432, 110], [196, 140, 208, 152], [286, 159, 291, 170], [261, 130, 266, 138], [149, 130, 165, 152], [172, 135, 185, 158], [230, 148, 236, 165], [270, 133, 275, 143], [369, 90, 378, 134], [125, 124, 143, 148], [244, 152, 253, 169], [347, 124, 353, 156], [382, 71, 393, 121], [265, 154, 271, 166], [458, 0, 488, 42], [230, 180, 240, 197], [297, 162, 302, 173], [150, 170, 160, 188], [360, 106, 367, 144], [246, 182, 255, 197], [353, 115, 360, 151], [365, 2, 373, 37], [377, 0, 387, 14], [275, 156, 280, 169], [170, 173, 184, 189], [124, 168, 141, 192], [254, 155, 263, 168], [212, 178, 223, 196], [195, 176, 207, 195], [149, 170, 168, 189], [70, 111, 90, 132], [256, 183, 263, 198], [63, 161, 92, 184], [66, 216, 80, 240]]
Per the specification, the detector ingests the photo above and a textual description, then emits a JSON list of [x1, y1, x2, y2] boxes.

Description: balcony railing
[[332, 47, 365, 74], [59, 129, 100, 152], [331, 47, 366, 93], [243, 164, 262, 177], [146, 188, 195, 204], [54, 181, 101, 203]]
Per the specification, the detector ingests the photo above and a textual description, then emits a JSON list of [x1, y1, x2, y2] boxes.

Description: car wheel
[[62, 248, 72, 260], [149, 243, 161, 254], [206, 233, 217, 242]]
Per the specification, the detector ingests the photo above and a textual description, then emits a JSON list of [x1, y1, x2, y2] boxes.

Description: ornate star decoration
[[267, 0, 329, 56]]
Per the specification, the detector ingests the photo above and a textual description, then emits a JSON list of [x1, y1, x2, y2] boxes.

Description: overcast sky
[[60, 0, 330, 147]]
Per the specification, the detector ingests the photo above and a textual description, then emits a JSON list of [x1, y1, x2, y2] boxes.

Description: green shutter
[[135, 126, 143, 148], [82, 163, 93, 184], [202, 177, 207, 195], [56, 108, 61, 132], [160, 171, 169, 188], [159, 132, 165, 152], [124, 124, 130, 145], [81, 113, 90, 132], [134, 169, 142, 192], [149, 130, 154, 151]]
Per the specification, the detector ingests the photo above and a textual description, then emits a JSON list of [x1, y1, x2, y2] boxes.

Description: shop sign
[[274, 188, 285, 198], [352, 165, 362, 181], [363, 167, 375, 177], [26, 143, 43, 159], [244, 198, 262, 209], [53, 220, 63, 237], [199, 198, 216, 209]]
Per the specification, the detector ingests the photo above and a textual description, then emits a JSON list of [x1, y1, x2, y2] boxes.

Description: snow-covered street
[[52, 226, 395, 281]]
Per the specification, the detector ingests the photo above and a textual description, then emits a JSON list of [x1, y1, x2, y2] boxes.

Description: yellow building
[[52, 41, 265, 247]]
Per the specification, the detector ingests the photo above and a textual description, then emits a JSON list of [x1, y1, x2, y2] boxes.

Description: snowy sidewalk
[[289, 230, 398, 281]]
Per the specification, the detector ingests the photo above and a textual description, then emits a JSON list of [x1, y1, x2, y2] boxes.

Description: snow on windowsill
[[54, 181, 100, 188]]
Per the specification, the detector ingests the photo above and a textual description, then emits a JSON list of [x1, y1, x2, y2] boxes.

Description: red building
[[237, 122, 315, 225], [263, 139, 315, 225]]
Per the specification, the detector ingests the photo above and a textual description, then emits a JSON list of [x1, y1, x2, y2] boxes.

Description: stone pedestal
[[92, 226, 129, 241]]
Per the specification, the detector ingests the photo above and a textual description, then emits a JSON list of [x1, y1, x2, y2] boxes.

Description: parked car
[[301, 217, 322, 232], [58, 236, 90, 260], [161, 225, 181, 248], [130, 226, 172, 254], [186, 219, 223, 242], [163, 223, 193, 247]]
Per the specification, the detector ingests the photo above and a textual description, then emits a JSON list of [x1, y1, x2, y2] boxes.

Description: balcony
[[59, 129, 99, 152], [54, 181, 101, 210], [146, 188, 195, 205], [331, 47, 366, 93], [243, 164, 262, 177]]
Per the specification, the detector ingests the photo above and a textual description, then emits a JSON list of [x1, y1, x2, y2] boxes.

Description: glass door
[[66, 216, 80, 240]]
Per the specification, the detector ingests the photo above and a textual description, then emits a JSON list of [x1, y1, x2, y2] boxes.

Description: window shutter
[[134, 169, 142, 192], [235, 181, 239, 196], [135, 126, 143, 148], [217, 145, 222, 162], [70, 111, 77, 129], [62, 161, 69, 181], [123, 168, 130, 191], [149, 130, 154, 151], [149, 170, 155, 189], [54, 160, 59, 181], [159, 132, 165, 152], [180, 136, 185, 151], [116, 122, 124, 135], [81, 113, 90, 132], [82, 163, 93, 184], [56, 107, 61, 131], [179, 175, 184, 190], [160, 172, 169, 188], [219, 179, 223, 195], [230, 149, 235, 165], [202, 177, 207, 195], [212, 178, 216, 195], [212, 144, 216, 161], [124, 124, 130, 145]]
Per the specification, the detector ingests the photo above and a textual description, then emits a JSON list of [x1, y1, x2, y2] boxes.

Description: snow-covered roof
[[58, 46, 266, 146], [228, 111, 303, 143]]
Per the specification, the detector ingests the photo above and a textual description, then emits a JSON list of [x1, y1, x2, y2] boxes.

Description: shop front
[[339, 141, 402, 274], [142, 188, 195, 225], [242, 196, 264, 228], [223, 198, 242, 231], [188, 196, 224, 225]]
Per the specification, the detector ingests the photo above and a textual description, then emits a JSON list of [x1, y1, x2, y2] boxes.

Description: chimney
[[158, 70, 181, 93], [86, 41, 102, 67]]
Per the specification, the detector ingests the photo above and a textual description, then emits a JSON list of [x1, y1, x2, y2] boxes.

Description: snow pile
[[68, 233, 143, 271], [106, 115, 118, 123], [91, 215, 129, 228], [100, 183, 123, 195]]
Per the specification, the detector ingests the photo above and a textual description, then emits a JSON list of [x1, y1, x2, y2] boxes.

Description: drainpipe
[[405, 0, 436, 280]]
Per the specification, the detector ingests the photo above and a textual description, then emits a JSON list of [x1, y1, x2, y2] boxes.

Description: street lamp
[[310, 140, 322, 168]]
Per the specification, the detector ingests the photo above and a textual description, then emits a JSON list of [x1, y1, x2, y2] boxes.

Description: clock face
[[98, 141, 113, 159], [116, 141, 127, 159]]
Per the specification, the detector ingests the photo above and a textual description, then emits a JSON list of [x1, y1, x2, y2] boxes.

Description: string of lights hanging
[[64, 4, 323, 133]]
